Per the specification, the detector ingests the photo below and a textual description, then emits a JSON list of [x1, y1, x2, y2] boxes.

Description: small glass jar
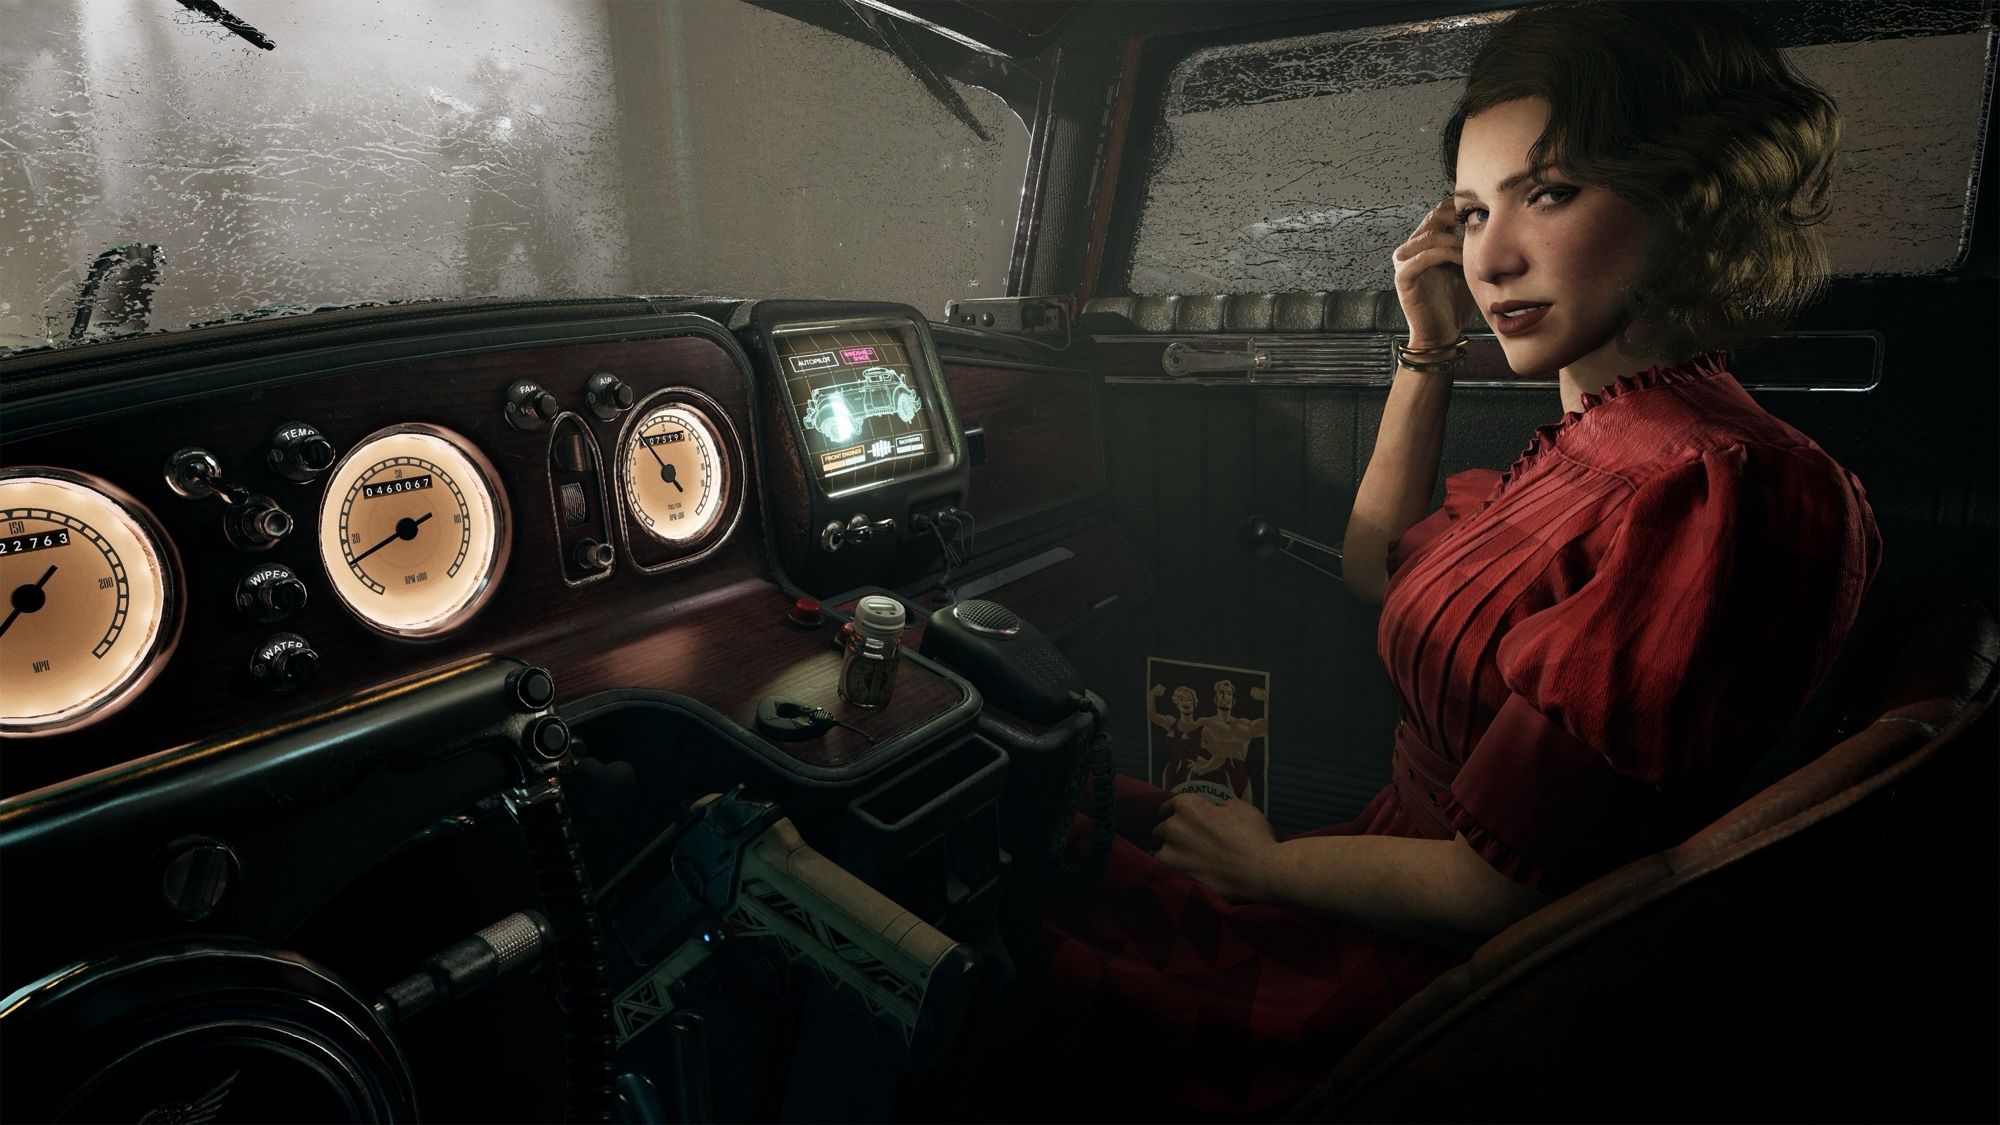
[[838, 596, 906, 708]]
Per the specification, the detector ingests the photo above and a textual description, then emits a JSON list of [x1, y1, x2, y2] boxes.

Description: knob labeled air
[[586, 372, 636, 421]]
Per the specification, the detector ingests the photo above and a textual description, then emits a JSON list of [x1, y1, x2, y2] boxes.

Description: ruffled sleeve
[[1443, 442, 1881, 895], [1385, 468, 1504, 581]]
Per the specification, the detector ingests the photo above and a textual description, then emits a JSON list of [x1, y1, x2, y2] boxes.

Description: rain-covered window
[[0, 0, 1032, 351], [1124, 3, 1995, 295]]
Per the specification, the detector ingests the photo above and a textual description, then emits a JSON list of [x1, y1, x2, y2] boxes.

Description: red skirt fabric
[[1031, 775, 1459, 1120]]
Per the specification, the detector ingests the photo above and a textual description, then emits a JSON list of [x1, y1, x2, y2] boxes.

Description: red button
[[789, 597, 823, 626]]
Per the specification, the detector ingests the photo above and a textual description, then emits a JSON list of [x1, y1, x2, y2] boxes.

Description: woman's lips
[[1492, 303, 1550, 336]]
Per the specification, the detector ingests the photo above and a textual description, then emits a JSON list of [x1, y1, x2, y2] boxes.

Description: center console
[[737, 300, 971, 597]]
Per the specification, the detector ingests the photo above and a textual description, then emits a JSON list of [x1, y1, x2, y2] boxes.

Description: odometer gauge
[[0, 468, 182, 737], [619, 393, 734, 547], [317, 424, 509, 638]]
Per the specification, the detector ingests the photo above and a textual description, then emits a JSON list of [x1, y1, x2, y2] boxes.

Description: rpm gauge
[[1, 468, 182, 736], [619, 394, 734, 547], [317, 424, 510, 638]]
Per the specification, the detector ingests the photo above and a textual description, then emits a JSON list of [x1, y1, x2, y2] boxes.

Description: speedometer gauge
[[619, 394, 733, 546], [1, 468, 181, 736], [317, 424, 509, 638]]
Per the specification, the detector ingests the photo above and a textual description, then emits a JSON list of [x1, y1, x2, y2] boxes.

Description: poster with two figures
[[1146, 657, 1269, 809]]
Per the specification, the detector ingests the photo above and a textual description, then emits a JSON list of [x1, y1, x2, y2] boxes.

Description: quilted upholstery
[[1080, 291, 1416, 334]]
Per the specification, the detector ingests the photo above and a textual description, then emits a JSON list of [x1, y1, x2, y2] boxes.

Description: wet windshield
[[0, 0, 1032, 352]]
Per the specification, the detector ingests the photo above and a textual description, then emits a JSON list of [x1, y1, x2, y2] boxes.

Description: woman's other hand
[[1154, 794, 1279, 901], [1393, 196, 1480, 351]]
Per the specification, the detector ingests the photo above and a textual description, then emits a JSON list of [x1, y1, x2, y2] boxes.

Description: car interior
[[1, 1, 1994, 1121]]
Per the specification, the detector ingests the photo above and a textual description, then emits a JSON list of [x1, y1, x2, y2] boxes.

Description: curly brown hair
[[1440, 2, 1841, 360]]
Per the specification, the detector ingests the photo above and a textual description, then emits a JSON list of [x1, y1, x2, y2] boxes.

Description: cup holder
[[840, 736, 1009, 929]]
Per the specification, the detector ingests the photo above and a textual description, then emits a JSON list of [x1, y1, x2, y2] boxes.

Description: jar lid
[[855, 595, 906, 635]]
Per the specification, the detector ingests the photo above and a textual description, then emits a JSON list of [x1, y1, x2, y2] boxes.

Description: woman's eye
[[1454, 207, 1485, 227], [1528, 185, 1578, 207]]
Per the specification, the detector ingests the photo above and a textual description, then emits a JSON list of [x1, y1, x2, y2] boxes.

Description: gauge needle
[[0, 564, 57, 639], [352, 513, 432, 566], [645, 438, 684, 490]]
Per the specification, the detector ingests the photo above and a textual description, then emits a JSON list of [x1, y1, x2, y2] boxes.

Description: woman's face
[[1452, 97, 1660, 376]]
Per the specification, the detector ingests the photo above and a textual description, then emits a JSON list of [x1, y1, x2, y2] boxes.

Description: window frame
[[1094, 0, 1997, 298]]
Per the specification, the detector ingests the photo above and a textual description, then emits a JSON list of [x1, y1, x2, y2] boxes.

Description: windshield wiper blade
[[174, 0, 276, 51], [841, 1, 991, 143]]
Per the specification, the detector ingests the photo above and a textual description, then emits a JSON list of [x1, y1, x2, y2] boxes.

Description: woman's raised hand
[[1392, 196, 1480, 353]]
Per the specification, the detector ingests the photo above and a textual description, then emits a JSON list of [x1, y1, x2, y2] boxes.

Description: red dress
[[1033, 353, 1882, 1118]]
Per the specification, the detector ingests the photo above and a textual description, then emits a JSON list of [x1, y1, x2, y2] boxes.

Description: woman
[[1025, 3, 1881, 1118]]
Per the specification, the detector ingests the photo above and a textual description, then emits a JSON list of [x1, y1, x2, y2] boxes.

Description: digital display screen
[[774, 324, 942, 492]]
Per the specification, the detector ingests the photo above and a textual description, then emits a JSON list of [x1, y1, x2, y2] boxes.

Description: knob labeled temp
[[268, 422, 337, 483]]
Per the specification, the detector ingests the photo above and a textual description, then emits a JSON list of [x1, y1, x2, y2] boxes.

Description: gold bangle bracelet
[[1396, 337, 1467, 372], [1397, 336, 1468, 358], [1398, 354, 1464, 373]]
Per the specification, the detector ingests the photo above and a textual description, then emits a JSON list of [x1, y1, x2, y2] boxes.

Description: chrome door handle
[[1162, 341, 1271, 377]]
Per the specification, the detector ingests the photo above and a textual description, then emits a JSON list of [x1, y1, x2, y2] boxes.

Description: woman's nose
[[1472, 213, 1528, 288]]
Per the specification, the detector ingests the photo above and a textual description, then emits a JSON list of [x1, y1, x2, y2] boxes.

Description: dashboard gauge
[[0, 468, 182, 737], [316, 424, 509, 638], [619, 393, 734, 547]]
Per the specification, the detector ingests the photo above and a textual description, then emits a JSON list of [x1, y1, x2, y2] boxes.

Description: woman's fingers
[[1393, 197, 1475, 350], [1394, 245, 1464, 280], [1410, 195, 1458, 237], [1392, 229, 1462, 263], [1155, 793, 1217, 840]]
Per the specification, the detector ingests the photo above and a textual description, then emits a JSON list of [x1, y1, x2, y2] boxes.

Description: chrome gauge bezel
[[0, 467, 185, 738], [613, 387, 746, 574], [314, 423, 512, 640]]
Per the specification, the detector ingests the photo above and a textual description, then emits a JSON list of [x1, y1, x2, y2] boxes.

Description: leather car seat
[[1289, 581, 2000, 1123]]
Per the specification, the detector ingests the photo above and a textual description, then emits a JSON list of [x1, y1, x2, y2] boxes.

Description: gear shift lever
[[1240, 516, 1343, 582]]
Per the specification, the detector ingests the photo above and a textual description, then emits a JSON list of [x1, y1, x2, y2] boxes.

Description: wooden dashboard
[[0, 306, 994, 797]]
